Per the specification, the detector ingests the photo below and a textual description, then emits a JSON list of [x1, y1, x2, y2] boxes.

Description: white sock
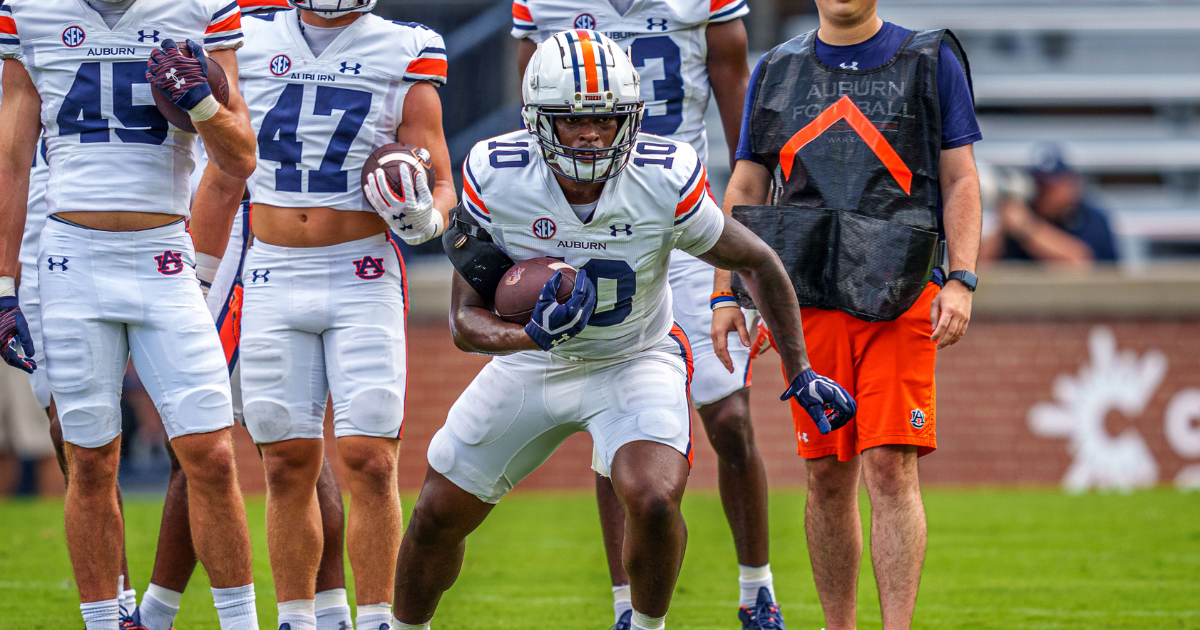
[[315, 589, 353, 630], [391, 617, 429, 630], [738, 563, 775, 608], [140, 584, 183, 630], [612, 584, 632, 624], [81, 599, 121, 630], [213, 584, 259, 630], [120, 588, 138, 615], [357, 602, 392, 630], [278, 599, 317, 630], [630, 610, 665, 630]]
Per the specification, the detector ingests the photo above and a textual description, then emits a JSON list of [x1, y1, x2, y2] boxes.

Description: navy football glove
[[524, 269, 597, 351], [0, 296, 36, 374], [146, 39, 213, 113], [781, 369, 855, 434]]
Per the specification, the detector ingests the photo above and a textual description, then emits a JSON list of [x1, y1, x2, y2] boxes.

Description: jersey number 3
[[259, 83, 373, 193], [630, 37, 684, 136]]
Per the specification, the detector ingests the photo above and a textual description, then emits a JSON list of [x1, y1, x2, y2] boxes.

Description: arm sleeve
[[673, 158, 725, 255], [733, 54, 766, 164], [937, 41, 981, 150], [403, 30, 448, 86], [204, 0, 245, 52], [511, 0, 537, 38], [709, 0, 749, 24], [0, 3, 21, 59]]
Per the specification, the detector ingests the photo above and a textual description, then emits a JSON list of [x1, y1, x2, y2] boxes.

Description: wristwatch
[[946, 269, 978, 291]]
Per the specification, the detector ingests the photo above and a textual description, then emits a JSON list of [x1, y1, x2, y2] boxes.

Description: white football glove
[[364, 160, 444, 245]]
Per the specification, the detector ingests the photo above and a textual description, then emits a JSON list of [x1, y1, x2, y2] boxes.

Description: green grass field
[[1, 488, 1198, 629]]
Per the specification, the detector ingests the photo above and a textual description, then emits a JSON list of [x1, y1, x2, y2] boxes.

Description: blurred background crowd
[[4, 0, 1200, 496]]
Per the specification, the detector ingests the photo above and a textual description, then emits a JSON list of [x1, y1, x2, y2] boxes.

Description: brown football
[[361, 143, 436, 199], [151, 46, 230, 133], [494, 258, 578, 325]]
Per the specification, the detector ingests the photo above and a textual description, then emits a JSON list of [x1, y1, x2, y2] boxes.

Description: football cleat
[[609, 609, 632, 630], [738, 587, 787, 630]]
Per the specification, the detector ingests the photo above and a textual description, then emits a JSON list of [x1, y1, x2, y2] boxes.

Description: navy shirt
[[1003, 201, 1119, 262], [735, 21, 982, 163]]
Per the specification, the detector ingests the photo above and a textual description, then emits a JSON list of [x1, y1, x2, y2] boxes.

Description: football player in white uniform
[[392, 31, 854, 630], [0, 1, 261, 629], [511, 3, 782, 628], [192, 0, 455, 628]]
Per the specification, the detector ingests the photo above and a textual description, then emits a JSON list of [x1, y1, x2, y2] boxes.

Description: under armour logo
[[339, 62, 361, 74], [250, 269, 271, 283], [138, 30, 160, 43], [609, 224, 632, 236], [46, 257, 69, 271], [352, 256, 386, 280], [154, 251, 184, 275], [647, 17, 668, 31], [839, 61, 859, 70], [392, 212, 410, 230], [164, 68, 185, 90], [799, 432, 809, 443]]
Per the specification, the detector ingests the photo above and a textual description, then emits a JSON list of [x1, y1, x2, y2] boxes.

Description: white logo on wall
[[1028, 326, 1164, 492]]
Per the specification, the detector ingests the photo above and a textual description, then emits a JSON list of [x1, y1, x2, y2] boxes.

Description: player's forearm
[[942, 173, 981, 274], [700, 216, 810, 380], [737, 257, 810, 381], [451, 305, 540, 355], [433, 179, 458, 222], [195, 107, 257, 181], [189, 163, 245, 258], [713, 161, 771, 295], [706, 21, 751, 167], [0, 164, 32, 277]]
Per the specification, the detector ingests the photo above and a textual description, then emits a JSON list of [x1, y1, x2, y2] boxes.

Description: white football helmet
[[522, 30, 644, 183], [288, 0, 377, 17]]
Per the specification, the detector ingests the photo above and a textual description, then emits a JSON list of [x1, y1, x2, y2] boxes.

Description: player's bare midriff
[[252, 204, 390, 248], [54, 211, 182, 232]]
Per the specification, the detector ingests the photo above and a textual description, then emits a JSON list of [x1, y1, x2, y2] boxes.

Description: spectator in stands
[[982, 148, 1118, 266], [0, 364, 54, 495]]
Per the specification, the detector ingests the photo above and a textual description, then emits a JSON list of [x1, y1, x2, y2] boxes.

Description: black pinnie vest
[[732, 29, 971, 322]]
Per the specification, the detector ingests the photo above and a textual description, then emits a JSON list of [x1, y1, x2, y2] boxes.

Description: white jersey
[[511, 0, 748, 163], [0, 0, 244, 216], [239, 10, 446, 211], [463, 130, 724, 360]]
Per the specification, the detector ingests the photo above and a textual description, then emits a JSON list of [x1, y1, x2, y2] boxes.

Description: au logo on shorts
[[154, 251, 184, 275], [532, 217, 557, 239], [910, 409, 926, 429], [353, 256, 386, 280]]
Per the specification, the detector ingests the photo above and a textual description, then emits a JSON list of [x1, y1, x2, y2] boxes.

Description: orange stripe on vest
[[778, 95, 913, 195]]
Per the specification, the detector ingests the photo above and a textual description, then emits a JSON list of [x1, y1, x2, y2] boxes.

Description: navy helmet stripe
[[595, 38, 610, 92], [564, 31, 582, 94]]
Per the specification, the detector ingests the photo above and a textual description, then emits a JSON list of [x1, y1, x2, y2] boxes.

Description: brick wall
[[231, 318, 1200, 493]]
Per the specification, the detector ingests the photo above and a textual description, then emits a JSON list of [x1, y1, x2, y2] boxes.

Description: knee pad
[[243, 398, 293, 444], [344, 387, 404, 436], [427, 429, 456, 475], [59, 404, 121, 449]]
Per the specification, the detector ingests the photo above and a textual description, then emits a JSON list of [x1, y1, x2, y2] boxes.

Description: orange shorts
[[788, 282, 939, 461]]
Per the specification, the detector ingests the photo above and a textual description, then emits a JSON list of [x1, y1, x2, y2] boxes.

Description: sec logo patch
[[62, 26, 86, 48], [270, 54, 292, 76], [532, 217, 557, 239], [574, 13, 596, 29]]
